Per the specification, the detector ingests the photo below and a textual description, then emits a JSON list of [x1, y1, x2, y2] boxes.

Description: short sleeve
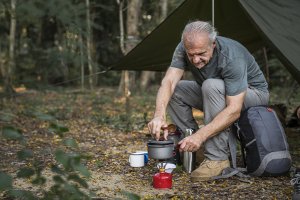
[[222, 58, 248, 96], [170, 41, 187, 70]]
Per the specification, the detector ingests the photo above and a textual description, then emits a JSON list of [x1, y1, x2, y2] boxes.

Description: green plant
[[0, 113, 93, 200]]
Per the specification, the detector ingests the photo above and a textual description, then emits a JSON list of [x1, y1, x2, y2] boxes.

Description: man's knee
[[202, 79, 225, 95], [171, 80, 185, 100], [172, 80, 193, 98], [174, 80, 188, 92]]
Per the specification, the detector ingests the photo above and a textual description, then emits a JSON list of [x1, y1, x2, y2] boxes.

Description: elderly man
[[148, 21, 269, 181]]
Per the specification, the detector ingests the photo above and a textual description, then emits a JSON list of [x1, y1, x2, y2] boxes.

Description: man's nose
[[193, 56, 200, 63]]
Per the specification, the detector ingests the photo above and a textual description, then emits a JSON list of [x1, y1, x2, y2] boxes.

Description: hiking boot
[[191, 159, 230, 181], [291, 169, 300, 200]]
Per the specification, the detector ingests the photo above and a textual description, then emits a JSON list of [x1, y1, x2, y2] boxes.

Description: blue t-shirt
[[170, 36, 268, 96]]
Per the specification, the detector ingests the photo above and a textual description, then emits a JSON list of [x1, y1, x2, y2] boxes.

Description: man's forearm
[[154, 83, 173, 119], [198, 106, 240, 140], [196, 92, 246, 141], [178, 106, 241, 152], [178, 92, 246, 152], [152, 67, 184, 120], [148, 67, 184, 139]]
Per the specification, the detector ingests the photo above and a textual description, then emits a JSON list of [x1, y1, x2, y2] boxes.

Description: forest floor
[[0, 86, 300, 199]]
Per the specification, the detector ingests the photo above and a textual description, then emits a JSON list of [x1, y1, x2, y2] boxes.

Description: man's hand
[[148, 67, 184, 140], [147, 116, 168, 140], [178, 132, 205, 152]]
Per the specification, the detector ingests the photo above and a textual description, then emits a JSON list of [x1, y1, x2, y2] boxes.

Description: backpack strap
[[228, 126, 237, 169], [212, 126, 250, 180], [212, 167, 249, 180], [234, 122, 247, 167]]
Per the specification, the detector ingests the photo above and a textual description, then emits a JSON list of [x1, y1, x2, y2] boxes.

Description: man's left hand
[[178, 132, 205, 152]]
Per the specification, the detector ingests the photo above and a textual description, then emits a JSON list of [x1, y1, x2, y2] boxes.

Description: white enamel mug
[[129, 152, 145, 167], [136, 151, 148, 165]]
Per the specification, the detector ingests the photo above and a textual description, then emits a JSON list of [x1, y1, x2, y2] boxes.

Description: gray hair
[[181, 21, 218, 44]]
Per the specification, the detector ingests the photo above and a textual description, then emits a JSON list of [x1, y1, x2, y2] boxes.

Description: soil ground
[[0, 87, 299, 199]]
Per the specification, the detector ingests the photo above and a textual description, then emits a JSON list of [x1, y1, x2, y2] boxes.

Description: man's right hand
[[148, 67, 184, 140], [147, 116, 169, 140]]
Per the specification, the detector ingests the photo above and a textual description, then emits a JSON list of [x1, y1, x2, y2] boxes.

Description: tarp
[[110, 0, 300, 83]]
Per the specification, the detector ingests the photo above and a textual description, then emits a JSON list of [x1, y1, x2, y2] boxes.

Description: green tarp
[[111, 0, 300, 83]]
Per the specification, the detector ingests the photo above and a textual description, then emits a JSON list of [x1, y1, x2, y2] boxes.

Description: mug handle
[[144, 154, 148, 164]]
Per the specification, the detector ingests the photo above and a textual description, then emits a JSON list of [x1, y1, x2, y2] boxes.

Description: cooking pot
[[147, 140, 174, 160]]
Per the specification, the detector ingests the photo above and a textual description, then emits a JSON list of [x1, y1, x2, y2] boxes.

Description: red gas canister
[[153, 168, 172, 189]]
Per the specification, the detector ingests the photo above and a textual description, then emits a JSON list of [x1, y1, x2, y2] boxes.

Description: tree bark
[[80, 35, 85, 91], [86, 0, 93, 89], [126, 0, 142, 51], [117, 0, 142, 95], [4, 0, 17, 94], [140, 71, 155, 90], [160, 0, 168, 19], [117, 0, 126, 54], [116, 0, 142, 130], [117, 0, 126, 95]]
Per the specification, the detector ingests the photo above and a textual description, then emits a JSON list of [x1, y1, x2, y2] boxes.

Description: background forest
[[0, 0, 299, 199], [0, 0, 186, 93], [0, 0, 298, 98]]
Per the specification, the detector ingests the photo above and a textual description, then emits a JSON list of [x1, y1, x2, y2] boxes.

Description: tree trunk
[[117, 0, 142, 95], [160, 0, 168, 19], [4, 0, 17, 94], [140, 0, 168, 90], [126, 0, 141, 51], [116, 0, 142, 130], [117, 0, 126, 95], [86, 0, 93, 89], [0, 53, 7, 88], [140, 71, 155, 90], [117, 0, 126, 54], [126, 0, 142, 92], [79, 35, 85, 91]]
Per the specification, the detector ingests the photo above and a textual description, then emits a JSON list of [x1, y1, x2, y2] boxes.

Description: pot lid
[[147, 139, 174, 145]]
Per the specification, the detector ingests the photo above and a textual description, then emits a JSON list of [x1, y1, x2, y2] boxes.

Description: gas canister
[[153, 168, 172, 189]]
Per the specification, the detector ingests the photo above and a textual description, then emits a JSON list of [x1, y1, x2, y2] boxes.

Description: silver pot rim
[[148, 144, 173, 148], [147, 139, 173, 145]]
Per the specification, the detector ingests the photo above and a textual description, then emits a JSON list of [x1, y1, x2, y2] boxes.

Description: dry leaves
[[0, 88, 298, 199]]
